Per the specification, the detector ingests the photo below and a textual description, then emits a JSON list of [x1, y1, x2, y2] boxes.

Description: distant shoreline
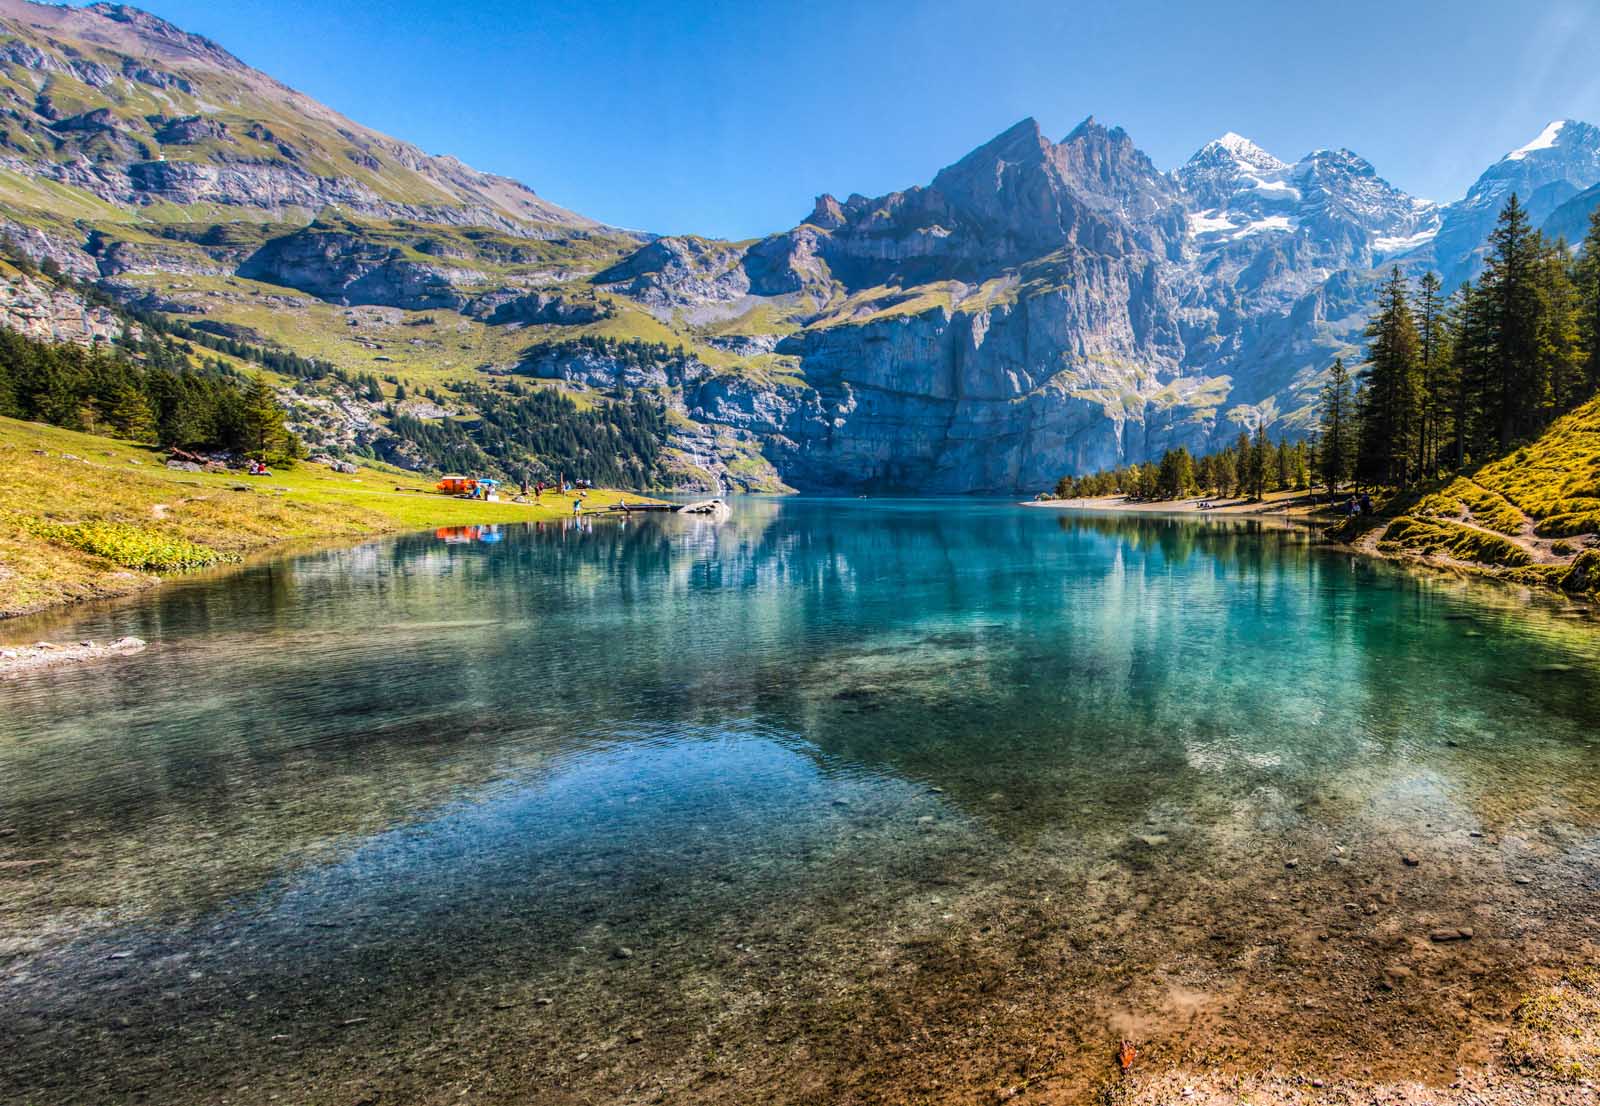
[[1021, 492, 1321, 519], [1024, 494, 1600, 614]]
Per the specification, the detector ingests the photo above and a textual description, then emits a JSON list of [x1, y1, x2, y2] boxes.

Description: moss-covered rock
[[1561, 549, 1600, 595]]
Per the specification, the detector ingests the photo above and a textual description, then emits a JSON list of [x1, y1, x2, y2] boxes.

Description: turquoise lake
[[4, 498, 1600, 1104]]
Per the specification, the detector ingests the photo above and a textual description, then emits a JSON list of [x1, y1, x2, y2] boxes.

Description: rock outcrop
[[0, 274, 130, 345], [239, 223, 477, 310]]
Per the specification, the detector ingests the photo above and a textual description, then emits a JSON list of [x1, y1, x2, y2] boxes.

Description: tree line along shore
[[1041, 194, 1600, 599]]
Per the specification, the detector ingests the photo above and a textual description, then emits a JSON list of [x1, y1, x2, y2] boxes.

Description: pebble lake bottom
[[4, 498, 1600, 1104]]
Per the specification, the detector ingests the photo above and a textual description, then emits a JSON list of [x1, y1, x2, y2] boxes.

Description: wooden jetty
[[606, 501, 676, 513]]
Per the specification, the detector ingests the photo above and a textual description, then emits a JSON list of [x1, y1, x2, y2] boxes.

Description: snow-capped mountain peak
[[1506, 119, 1571, 161], [1432, 118, 1600, 285], [1186, 132, 1288, 174], [1178, 133, 1294, 211]]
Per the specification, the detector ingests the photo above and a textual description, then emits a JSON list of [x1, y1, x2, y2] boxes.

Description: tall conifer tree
[[1318, 358, 1356, 492], [1358, 267, 1423, 486]]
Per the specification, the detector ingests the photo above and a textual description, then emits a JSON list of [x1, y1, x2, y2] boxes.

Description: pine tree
[[105, 381, 157, 443], [1318, 358, 1356, 492], [1412, 271, 1450, 478], [1156, 447, 1196, 499], [1536, 235, 1584, 414], [1232, 431, 1253, 497], [1480, 194, 1543, 447], [1577, 206, 1600, 399], [243, 374, 292, 462], [1357, 267, 1424, 486], [1448, 279, 1494, 467], [1248, 425, 1272, 500], [1212, 449, 1236, 498]]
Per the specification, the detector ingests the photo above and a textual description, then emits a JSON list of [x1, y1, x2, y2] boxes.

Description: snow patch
[[1506, 120, 1567, 161], [1216, 132, 1267, 157], [1251, 179, 1299, 198], [1372, 228, 1437, 255], [1231, 215, 1294, 238], [1190, 132, 1288, 173], [1188, 210, 1236, 235]]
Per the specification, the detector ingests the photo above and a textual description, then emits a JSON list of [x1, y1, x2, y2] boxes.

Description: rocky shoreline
[[0, 636, 146, 676]]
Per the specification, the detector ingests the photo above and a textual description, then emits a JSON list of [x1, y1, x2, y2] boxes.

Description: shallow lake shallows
[[5, 498, 1600, 1104]]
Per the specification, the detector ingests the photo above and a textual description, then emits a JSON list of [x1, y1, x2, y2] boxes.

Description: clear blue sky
[[84, 0, 1600, 238]]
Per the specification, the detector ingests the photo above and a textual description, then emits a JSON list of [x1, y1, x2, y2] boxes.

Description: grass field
[[0, 417, 655, 620]]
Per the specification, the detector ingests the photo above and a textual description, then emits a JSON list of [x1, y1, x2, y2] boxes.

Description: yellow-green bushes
[[25, 519, 236, 571]]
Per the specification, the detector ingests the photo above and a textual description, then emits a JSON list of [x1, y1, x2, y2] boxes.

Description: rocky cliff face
[[557, 118, 1439, 490], [0, 273, 130, 344], [541, 117, 1600, 492]]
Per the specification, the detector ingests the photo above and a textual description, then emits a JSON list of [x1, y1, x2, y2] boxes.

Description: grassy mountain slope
[[0, 1, 820, 489], [0, 0, 593, 227], [1359, 395, 1600, 596]]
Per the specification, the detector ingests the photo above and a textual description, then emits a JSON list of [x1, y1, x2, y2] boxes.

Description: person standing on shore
[[572, 498, 582, 518]]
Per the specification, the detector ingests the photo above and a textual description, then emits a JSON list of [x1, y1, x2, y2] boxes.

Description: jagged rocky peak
[[1053, 116, 1179, 215], [807, 194, 847, 230], [927, 117, 1054, 206], [1292, 147, 1436, 237], [922, 114, 1178, 240]]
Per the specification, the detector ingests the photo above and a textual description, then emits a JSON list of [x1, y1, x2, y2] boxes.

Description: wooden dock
[[606, 502, 676, 513]]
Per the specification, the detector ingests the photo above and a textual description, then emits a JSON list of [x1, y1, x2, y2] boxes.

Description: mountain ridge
[[2, 1, 1600, 492], [0, 0, 601, 232]]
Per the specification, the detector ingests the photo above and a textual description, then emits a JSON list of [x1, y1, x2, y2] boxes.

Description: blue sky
[[86, 0, 1600, 238]]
